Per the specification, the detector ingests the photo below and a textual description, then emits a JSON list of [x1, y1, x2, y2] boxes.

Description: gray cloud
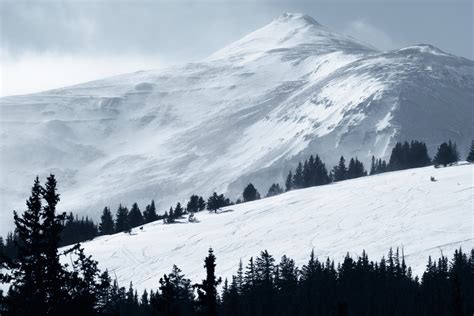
[[1, 0, 472, 60]]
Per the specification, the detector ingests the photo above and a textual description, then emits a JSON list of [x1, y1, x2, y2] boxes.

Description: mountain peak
[[274, 12, 322, 27]]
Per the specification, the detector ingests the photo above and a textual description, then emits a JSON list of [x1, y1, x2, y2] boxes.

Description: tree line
[[280, 139, 470, 194], [1, 168, 473, 315], [1, 139, 472, 257], [0, 176, 472, 315]]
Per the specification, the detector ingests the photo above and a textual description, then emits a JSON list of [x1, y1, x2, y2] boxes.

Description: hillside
[[72, 164, 473, 293], [1, 13, 473, 232]]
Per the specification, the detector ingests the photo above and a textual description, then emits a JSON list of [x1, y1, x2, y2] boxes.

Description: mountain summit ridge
[[0, 13, 472, 231]]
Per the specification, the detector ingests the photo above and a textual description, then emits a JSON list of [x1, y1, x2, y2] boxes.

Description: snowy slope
[[71, 164, 473, 293], [1, 13, 473, 231]]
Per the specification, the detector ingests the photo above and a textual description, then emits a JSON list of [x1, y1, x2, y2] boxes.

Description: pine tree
[[115, 204, 130, 233], [332, 156, 347, 182], [285, 171, 293, 191], [174, 202, 184, 218], [99, 207, 115, 235], [128, 203, 144, 228], [293, 162, 304, 189], [195, 248, 221, 316], [187, 195, 198, 213], [370, 156, 377, 175], [207, 192, 226, 213], [466, 140, 474, 162], [243, 183, 260, 202], [143, 200, 158, 223], [41, 174, 66, 310], [266, 183, 283, 197], [434, 140, 460, 167], [198, 196, 206, 211], [4, 177, 48, 315]]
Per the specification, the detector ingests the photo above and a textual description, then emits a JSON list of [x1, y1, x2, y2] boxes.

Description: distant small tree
[[99, 207, 115, 235], [143, 200, 158, 223], [128, 203, 144, 228], [187, 195, 201, 213], [433, 140, 460, 167], [115, 204, 130, 233], [466, 140, 474, 162], [347, 157, 366, 179], [332, 156, 347, 182], [266, 183, 283, 197], [243, 183, 260, 202], [293, 162, 304, 189], [198, 196, 206, 211], [285, 171, 293, 191], [207, 192, 226, 213], [174, 202, 184, 218]]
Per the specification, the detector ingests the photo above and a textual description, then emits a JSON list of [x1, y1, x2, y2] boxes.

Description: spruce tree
[[434, 140, 460, 167], [187, 195, 200, 213], [207, 193, 226, 213], [41, 174, 66, 310], [174, 202, 184, 218], [466, 140, 474, 162], [99, 207, 115, 235], [293, 162, 304, 189], [243, 183, 260, 202], [266, 183, 283, 197], [4, 177, 48, 315], [115, 204, 130, 233], [332, 156, 347, 182], [128, 203, 144, 228], [143, 200, 158, 223], [195, 248, 221, 316], [198, 196, 206, 211], [285, 171, 293, 191]]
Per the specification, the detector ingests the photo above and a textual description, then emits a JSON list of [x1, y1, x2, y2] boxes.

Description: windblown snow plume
[[0, 13, 473, 230]]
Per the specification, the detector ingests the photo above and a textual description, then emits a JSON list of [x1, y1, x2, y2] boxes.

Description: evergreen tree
[[332, 156, 347, 182], [293, 162, 304, 189], [347, 157, 367, 179], [434, 140, 460, 167], [198, 196, 206, 211], [370, 156, 377, 175], [187, 195, 200, 213], [3, 177, 48, 315], [143, 200, 158, 223], [243, 183, 260, 202], [174, 202, 184, 218], [466, 140, 474, 162], [153, 265, 194, 315], [285, 171, 293, 191], [195, 248, 221, 316], [99, 207, 115, 235], [41, 174, 66, 310], [128, 203, 144, 228], [207, 192, 226, 213], [266, 183, 283, 197], [115, 204, 130, 233]]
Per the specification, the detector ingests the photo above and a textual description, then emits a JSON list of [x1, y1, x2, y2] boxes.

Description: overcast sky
[[1, 0, 472, 97]]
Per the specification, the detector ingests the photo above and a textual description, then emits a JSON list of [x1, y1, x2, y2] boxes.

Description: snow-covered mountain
[[1, 13, 473, 230], [71, 164, 473, 293]]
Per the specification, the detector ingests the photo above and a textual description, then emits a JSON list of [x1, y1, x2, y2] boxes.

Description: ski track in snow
[[65, 164, 473, 293]]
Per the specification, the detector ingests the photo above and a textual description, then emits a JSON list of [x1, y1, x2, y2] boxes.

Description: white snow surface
[[0, 13, 473, 232], [70, 164, 473, 293]]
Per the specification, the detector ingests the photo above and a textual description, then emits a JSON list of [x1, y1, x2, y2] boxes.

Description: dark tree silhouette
[[243, 183, 260, 202], [99, 207, 115, 235], [195, 248, 221, 316], [434, 140, 460, 167], [466, 140, 474, 162]]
